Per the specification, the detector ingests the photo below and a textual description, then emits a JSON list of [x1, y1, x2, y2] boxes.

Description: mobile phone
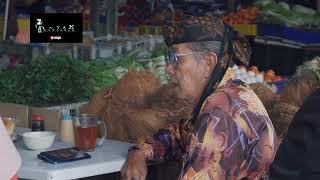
[[38, 147, 91, 164]]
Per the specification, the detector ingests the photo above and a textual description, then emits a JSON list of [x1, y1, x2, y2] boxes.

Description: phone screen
[[38, 148, 91, 164]]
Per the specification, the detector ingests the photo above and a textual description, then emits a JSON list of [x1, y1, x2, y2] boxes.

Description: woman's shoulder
[[203, 79, 269, 117]]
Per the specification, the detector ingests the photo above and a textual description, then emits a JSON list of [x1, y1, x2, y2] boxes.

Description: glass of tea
[[73, 114, 106, 152]]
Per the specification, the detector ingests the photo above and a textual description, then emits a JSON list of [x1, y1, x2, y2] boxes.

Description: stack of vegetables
[[0, 55, 95, 107], [222, 6, 260, 25], [231, 65, 287, 93], [232, 65, 286, 83], [0, 47, 170, 107], [256, 0, 320, 28]]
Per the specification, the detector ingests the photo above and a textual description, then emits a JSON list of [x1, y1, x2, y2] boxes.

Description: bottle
[[32, 114, 44, 131], [60, 114, 74, 143]]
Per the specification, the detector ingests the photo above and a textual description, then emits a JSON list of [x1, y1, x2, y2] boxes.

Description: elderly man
[[121, 14, 277, 180]]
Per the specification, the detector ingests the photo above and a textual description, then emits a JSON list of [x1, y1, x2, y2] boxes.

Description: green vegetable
[[0, 55, 95, 107], [292, 5, 316, 15], [278, 2, 290, 10], [259, 0, 320, 28], [0, 47, 169, 106]]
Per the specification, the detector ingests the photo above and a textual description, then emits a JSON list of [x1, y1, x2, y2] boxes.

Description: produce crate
[[257, 24, 284, 38], [95, 42, 124, 59], [252, 37, 305, 76], [232, 24, 257, 36], [139, 26, 163, 35], [283, 27, 320, 44], [44, 101, 88, 117], [153, 26, 163, 35], [93, 35, 165, 59], [269, 79, 289, 94], [77, 45, 94, 60], [120, 26, 140, 36], [46, 44, 74, 57], [98, 15, 107, 35]]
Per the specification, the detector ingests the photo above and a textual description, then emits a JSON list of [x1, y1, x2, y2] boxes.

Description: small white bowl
[[22, 131, 56, 150]]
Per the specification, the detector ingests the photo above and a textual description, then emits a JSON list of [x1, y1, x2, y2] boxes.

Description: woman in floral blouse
[[121, 14, 277, 180]]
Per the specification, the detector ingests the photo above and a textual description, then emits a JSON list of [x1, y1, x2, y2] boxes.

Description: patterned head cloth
[[163, 14, 252, 124], [163, 14, 251, 66]]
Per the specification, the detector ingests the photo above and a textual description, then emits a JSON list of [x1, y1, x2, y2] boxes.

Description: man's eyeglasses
[[166, 51, 207, 68]]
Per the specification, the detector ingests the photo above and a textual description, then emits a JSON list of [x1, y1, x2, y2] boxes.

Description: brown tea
[[74, 126, 98, 151]]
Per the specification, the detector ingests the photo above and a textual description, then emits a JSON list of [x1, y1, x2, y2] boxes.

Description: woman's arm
[[133, 118, 193, 162]]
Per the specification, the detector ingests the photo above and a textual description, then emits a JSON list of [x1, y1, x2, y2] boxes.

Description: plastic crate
[[46, 44, 74, 57], [139, 26, 163, 35], [120, 26, 140, 36], [44, 101, 88, 117], [154, 27, 163, 35], [270, 79, 289, 93], [139, 26, 153, 34], [77, 45, 94, 60], [232, 24, 257, 36], [252, 38, 305, 76], [283, 27, 320, 44], [257, 24, 284, 38]]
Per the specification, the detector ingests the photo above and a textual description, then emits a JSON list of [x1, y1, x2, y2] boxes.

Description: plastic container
[[251, 38, 305, 76], [22, 131, 55, 150], [283, 27, 320, 44], [153, 27, 163, 35], [60, 114, 74, 143], [32, 114, 44, 132], [269, 79, 289, 93], [257, 24, 284, 38], [232, 24, 257, 36]]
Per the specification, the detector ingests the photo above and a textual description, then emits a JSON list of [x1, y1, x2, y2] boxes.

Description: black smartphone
[[38, 147, 91, 164]]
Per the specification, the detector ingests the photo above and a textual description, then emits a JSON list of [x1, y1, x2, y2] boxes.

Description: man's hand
[[121, 150, 147, 180]]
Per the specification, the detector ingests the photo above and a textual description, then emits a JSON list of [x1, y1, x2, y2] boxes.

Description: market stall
[[0, 0, 320, 180]]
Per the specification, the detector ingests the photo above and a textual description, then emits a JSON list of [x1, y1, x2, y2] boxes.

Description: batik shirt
[[135, 79, 277, 180]]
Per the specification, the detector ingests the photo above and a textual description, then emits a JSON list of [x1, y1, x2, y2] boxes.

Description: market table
[[14, 128, 133, 180]]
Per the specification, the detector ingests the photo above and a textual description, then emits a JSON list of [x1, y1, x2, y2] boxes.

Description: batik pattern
[[135, 80, 277, 180]]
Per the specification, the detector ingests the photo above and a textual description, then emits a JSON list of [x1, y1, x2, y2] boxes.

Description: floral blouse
[[135, 79, 277, 180]]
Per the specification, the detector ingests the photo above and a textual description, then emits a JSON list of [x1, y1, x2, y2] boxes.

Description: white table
[[14, 129, 132, 180]]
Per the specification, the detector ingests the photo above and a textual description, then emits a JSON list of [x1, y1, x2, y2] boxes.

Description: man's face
[[165, 43, 217, 100]]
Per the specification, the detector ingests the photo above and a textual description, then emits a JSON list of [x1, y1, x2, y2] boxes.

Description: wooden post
[[90, 0, 98, 37], [3, 0, 10, 40], [114, 0, 119, 34]]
